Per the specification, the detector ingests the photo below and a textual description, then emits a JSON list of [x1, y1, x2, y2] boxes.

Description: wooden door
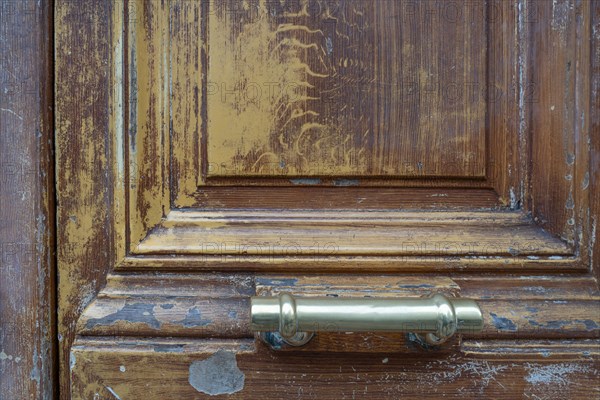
[[56, 0, 600, 398]]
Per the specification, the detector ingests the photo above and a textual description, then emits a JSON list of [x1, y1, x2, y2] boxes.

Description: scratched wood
[[206, 0, 487, 178], [0, 1, 55, 398], [70, 338, 600, 399], [54, 0, 600, 399], [127, 0, 170, 244]]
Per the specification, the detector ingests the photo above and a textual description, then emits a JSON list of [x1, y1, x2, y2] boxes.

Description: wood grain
[[77, 273, 600, 341], [135, 210, 572, 257], [70, 338, 599, 399], [119, 254, 585, 273], [206, 0, 487, 178], [56, 0, 121, 397], [0, 1, 56, 398], [54, 0, 600, 398], [528, 0, 591, 246], [592, 0, 600, 280], [127, 0, 170, 245]]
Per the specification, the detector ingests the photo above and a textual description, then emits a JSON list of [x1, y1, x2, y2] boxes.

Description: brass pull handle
[[251, 293, 483, 348]]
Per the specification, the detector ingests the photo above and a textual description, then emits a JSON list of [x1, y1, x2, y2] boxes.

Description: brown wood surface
[[593, 0, 600, 281], [0, 1, 56, 399], [70, 338, 599, 400], [54, 0, 600, 399], [165, 0, 522, 208], [529, 0, 593, 250], [55, 1, 118, 397], [206, 0, 487, 178], [134, 210, 571, 257]]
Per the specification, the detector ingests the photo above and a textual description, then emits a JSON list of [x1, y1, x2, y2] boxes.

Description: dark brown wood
[[591, 0, 600, 281], [528, 0, 592, 247], [0, 0, 56, 398], [0, 2, 58, 399]]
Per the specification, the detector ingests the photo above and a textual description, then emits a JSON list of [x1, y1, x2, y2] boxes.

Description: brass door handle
[[251, 293, 483, 348]]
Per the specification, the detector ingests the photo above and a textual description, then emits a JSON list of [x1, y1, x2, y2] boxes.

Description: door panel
[[207, 0, 487, 178], [56, 0, 600, 398]]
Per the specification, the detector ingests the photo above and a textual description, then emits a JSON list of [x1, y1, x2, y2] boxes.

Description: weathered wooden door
[[56, 0, 600, 398]]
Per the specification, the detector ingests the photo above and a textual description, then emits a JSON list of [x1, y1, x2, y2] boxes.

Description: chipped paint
[[527, 318, 599, 330], [29, 347, 40, 383], [180, 307, 212, 328], [509, 187, 518, 210], [290, 178, 321, 185], [490, 313, 518, 332], [582, 171, 590, 190], [421, 358, 509, 394], [85, 303, 161, 330], [189, 350, 245, 395], [398, 284, 434, 289], [153, 344, 185, 353], [255, 277, 298, 286], [206, 1, 485, 177], [333, 179, 360, 187]]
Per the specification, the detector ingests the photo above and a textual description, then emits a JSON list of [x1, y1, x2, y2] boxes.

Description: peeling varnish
[[188, 350, 245, 395]]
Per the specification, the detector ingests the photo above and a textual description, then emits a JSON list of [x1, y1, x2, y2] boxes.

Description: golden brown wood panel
[[206, 0, 487, 178], [127, 0, 170, 244]]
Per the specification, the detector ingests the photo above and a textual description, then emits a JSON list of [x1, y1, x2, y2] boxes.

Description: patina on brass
[[251, 293, 484, 348]]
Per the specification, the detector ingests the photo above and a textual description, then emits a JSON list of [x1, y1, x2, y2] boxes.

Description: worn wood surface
[[72, 273, 599, 398], [206, 0, 487, 178], [134, 210, 571, 257], [127, 0, 170, 245], [165, 0, 522, 208], [0, 1, 56, 398], [78, 274, 600, 341], [70, 338, 600, 399], [55, 1, 119, 397], [529, 0, 593, 250], [592, 0, 600, 280], [55, 0, 600, 399]]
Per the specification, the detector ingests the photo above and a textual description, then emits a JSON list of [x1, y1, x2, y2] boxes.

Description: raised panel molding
[[117, 0, 583, 271], [56, 0, 600, 398]]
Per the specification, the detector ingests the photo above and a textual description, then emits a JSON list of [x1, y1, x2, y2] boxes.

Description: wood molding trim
[[76, 274, 600, 341]]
